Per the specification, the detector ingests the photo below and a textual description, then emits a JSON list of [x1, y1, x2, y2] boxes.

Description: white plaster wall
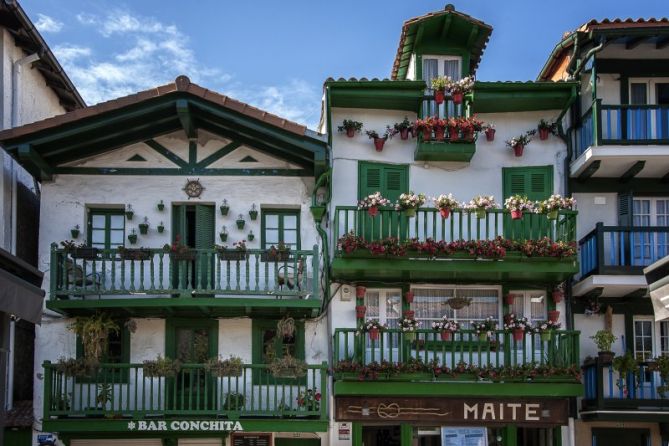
[[596, 73, 621, 106], [573, 193, 619, 240], [575, 313, 626, 361]]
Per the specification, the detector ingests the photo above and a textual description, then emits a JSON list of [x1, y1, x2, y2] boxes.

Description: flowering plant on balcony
[[337, 231, 366, 254], [393, 116, 413, 139], [471, 317, 497, 340], [368, 237, 407, 257], [358, 192, 391, 217], [504, 314, 532, 331], [399, 315, 420, 332], [297, 388, 321, 411], [431, 75, 451, 91], [535, 194, 576, 219], [449, 75, 475, 95], [537, 119, 557, 139], [505, 130, 535, 156], [358, 319, 387, 332], [534, 319, 561, 333], [504, 195, 534, 220], [465, 195, 497, 219], [518, 238, 576, 258], [338, 119, 363, 137], [433, 194, 459, 219], [366, 127, 397, 151], [432, 317, 460, 332], [395, 192, 426, 217]]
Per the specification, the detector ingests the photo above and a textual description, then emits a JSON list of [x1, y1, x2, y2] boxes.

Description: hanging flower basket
[[404, 291, 414, 304], [434, 89, 445, 105], [511, 210, 523, 220], [440, 208, 451, 219], [404, 208, 417, 218], [447, 297, 472, 310], [403, 310, 415, 319], [355, 305, 366, 319], [475, 208, 486, 219], [513, 144, 524, 157], [548, 310, 560, 322], [452, 92, 464, 104], [373, 138, 385, 152], [404, 331, 416, 342], [539, 127, 550, 140], [441, 330, 453, 341], [485, 127, 495, 141], [547, 210, 559, 220], [552, 289, 564, 304], [356, 286, 366, 298], [540, 331, 552, 342], [512, 328, 525, 342]]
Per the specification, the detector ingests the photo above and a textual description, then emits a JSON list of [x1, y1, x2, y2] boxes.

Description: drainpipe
[[5, 317, 15, 411], [572, 41, 605, 80]]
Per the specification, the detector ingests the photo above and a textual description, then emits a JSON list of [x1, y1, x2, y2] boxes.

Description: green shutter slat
[[195, 205, 215, 249], [509, 174, 526, 195], [530, 173, 545, 194]]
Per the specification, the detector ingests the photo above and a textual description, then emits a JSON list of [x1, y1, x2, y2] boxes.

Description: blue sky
[[24, 0, 668, 129]]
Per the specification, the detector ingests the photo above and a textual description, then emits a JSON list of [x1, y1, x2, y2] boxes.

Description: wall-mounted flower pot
[[403, 310, 415, 319], [355, 286, 366, 298], [539, 128, 550, 140], [504, 294, 514, 306], [452, 92, 464, 104], [157, 201, 165, 211], [70, 228, 80, 239], [511, 210, 523, 220], [220, 233, 228, 242], [399, 128, 409, 140], [373, 138, 386, 152], [128, 233, 138, 244], [485, 128, 495, 141], [248, 232, 255, 241], [441, 330, 453, 341], [157, 225, 165, 233], [368, 328, 380, 341], [475, 208, 486, 219], [548, 310, 560, 322], [404, 291, 414, 304], [513, 144, 524, 157], [139, 224, 149, 235], [346, 128, 355, 138], [404, 208, 417, 218], [236, 217, 245, 230], [552, 290, 564, 304], [434, 89, 445, 104], [220, 205, 230, 216], [126, 211, 134, 220], [249, 209, 258, 221], [355, 305, 366, 318], [310, 205, 326, 221]]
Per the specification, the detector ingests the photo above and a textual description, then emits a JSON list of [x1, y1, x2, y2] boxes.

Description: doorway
[[172, 204, 215, 290], [361, 425, 401, 446]]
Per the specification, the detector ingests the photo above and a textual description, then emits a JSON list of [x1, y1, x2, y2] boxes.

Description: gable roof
[[391, 4, 493, 80], [0, 0, 85, 110]]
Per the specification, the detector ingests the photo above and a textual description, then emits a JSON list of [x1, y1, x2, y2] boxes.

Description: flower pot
[[513, 144, 524, 157], [399, 128, 409, 140], [70, 229, 80, 239], [452, 92, 464, 104], [548, 310, 560, 322], [463, 130, 474, 142], [248, 233, 255, 241], [157, 225, 165, 233], [249, 210, 258, 221], [355, 305, 366, 318], [404, 332, 416, 342], [346, 128, 355, 138], [139, 224, 149, 235], [434, 89, 445, 105], [511, 210, 523, 220], [539, 127, 550, 140], [220, 206, 230, 216], [439, 208, 451, 219], [404, 291, 414, 303], [356, 286, 366, 298], [448, 128, 459, 141], [236, 219, 245, 230], [485, 128, 495, 141], [220, 233, 228, 242], [476, 208, 486, 219], [128, 234, 137, 244], [434, 128, 446, 141], [441, 330, 452, 341], [552, 290, 564, 304], [504, 294, 515, 306], [369, 328, 380, 341], [367, 206, 379, 217], [403, 310, 415, 319], [598, 351, 614, 364], [157, 202, 165, 211], [71, 247, 99, 260], [540, 331, 552, 342], [404, 208, 417, 218], [373, 137, 386, 152], [421, 128, 431, 141], [478, 333, 489, 342], [547, 210, 559, 220], [217, 251, 247, 262], [512, 328, 525, 342]]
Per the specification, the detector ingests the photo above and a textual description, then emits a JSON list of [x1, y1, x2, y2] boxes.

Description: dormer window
[[422, 55, 462, 84]]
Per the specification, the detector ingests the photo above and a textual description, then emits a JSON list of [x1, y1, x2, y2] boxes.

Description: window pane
[[283, 215, 297, 230], [91, 229, 105, 244], [413, 287, 498, 330], [110, 230, 124, 245], [365, 292, 380, 318], [283, 230, 297, 245], [444, 59, 460, 80], [661, 322, 669, 355], [529, 292, 547, 322], [91, 215, 105, 228], [265, 229, 279, 245], [110, 215, 124, 229], [265, 214, 279, 228]]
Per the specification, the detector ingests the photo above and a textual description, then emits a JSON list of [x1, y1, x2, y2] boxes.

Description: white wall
[[575, 313, 626, 361]]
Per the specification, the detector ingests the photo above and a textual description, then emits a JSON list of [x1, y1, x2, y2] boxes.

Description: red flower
[[315, 393, 321, 401]]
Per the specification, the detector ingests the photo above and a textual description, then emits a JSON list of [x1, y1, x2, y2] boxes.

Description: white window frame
[[409, 284, 503, 327], [628, 77, 669, 105], [363, 288, 402, 326], [422, 54, 463, 81], [507, 290, 548, 323], [633, 316, 657, 361]]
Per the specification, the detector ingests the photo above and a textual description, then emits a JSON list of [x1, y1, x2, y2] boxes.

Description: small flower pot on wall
[[367, 206, 379, 217], [512, 328, 525, 342], [128, 232, 138, 245], [355, 286, 366, 299], [485, 128, 495, 142], [220, 232, 228, 242], [373, 138, 386, 152], [355, 305, 366, 319], [548, 310, 560, 323], [441, 330, 453, 341], [71, 227, 80, 239], [405, 291, 414, 304], [435, 128, 446, 141], [157, 224, 165, 233], [346, 128, 356, 138], [220, 203, 230, 216], [369, 327, 380, 341], [249, 204, 258, 221], [504, 294, 515, 306], [236, 215, 245, 230], [157, 200, 165, 211], [248, 231, 255, 241], [552, 289, 564, 304], [399, 128, 410, 140], [513, 144, 524, 157], [139, 223, 149, 235], [421, 129, 431, 141], [539, 128, 550, 140]]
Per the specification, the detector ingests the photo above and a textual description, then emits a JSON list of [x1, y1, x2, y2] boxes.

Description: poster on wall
[[441, 427, 488, 446]]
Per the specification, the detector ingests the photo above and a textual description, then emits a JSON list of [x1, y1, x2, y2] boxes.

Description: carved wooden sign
[[335, 397, 568, 426]]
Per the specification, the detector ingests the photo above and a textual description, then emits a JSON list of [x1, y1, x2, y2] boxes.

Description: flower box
[[390, 372, 432, 382], [171, 251, 196, 261], [261, 250, 292, 262], [71, 247, 99, 260], [414, 141, 476, 162], [120, 248, 152, 261], [217, 251, 248, 262]]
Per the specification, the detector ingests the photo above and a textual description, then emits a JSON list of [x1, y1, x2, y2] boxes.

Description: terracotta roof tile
[[0, 76, 312, 142]]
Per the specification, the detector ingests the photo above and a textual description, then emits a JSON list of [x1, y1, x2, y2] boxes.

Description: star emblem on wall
[[128, 421, 136, 430]]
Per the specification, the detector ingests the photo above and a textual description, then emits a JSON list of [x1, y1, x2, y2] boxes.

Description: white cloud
[[35, 14, 63, 33]]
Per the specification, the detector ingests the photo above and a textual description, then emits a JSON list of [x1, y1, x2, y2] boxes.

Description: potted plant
[[548, 310, 560, 322], [590, 330, 617, 363], [394, 116, 413, 140], [534, 319, 561, 342], [458, 117, 475, 142], [537, 119, 556, 140], [504, 293, 515, 306], [68, 314, 120, 363], [249, 204, 258, 221], [360, 319, 386, 341], [472, 317, 497, 341], [484, 124, 495, 141], [220, 226, 228, 242], [466, 195, 497, 219], [432, 317, 459, 341], [55, 357, 96, 378], [365, 127, 396, 152], [236, 214, 245, 230], [220, 199, 230, 216], [355, 305, 366, 318], [143, 355, 182, 378], [431, 76, 450, 104], [434, 194, 459, 219], [139, 217, 150, 235], [157, 200, 165, 211], [157, 221, 165, 233], [117, 246, 151, 261], [125, 204, 134, 220], [223, 392, 246, 411], [205, 355, 244, 377], [216, 240, 247, 261], [265, 241, 291, 261], [654, 355, 669, 397], [62, 240, 99, 260], [356, 285, 366, 298], [535, 194, 575, 220], [552, 285, 564, 304], [414, 118, 433, 141], [268, 355, 307, 378], [247, 230, 255, 241], [505, 131, 535, 157], [445, 117, 458, 141], [169, 235, 196, 261], [448, 75, 475, 105], [127, 229, 138, 244], [504, 195, 533, 220], [277, 315, 296, 338], [613, 352, 640, 393], [399, 314, 419, 341], [447, 296, 472, 309], [338, 119, 363, 138], [358, 192, 391, 217], [405, 290, 414, 304], [395, 192, 426, 218], [504, 314, 531, 342], [297, 388, 321, 411], [71, 224, 80, 239]]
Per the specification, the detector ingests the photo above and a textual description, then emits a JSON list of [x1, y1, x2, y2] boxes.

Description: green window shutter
[[358, 162, 409, 202], [618, 192, 634, 226], [503, 166, 553, 201], [195, 205, 215, 249], [172, 205, 187, 244], [383, 167, 407, 202]]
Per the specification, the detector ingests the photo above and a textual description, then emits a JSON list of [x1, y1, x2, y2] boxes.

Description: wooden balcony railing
[[572, 100, 669, 158], [333, 328, 580, 372], [50, 245, 319, 300], [334, 207, 577, 245], [43, 361, 328, 420], [579, 223, 669, 277]]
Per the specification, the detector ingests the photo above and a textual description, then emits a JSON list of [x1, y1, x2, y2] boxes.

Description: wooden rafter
[[620, 161, 645, 183], [176, 99, 197, 140], [577, 160, 601, 182]]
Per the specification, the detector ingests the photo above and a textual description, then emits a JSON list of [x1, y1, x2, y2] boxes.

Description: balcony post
[[43, 361, 52, 420], [596, 357, 605, 410], [595, 222, 605, 274], [594, 99, 603, 146]]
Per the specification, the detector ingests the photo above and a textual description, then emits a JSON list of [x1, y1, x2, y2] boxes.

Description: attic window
[[127, 154, 147, 162], [240, 156, 258, 163]]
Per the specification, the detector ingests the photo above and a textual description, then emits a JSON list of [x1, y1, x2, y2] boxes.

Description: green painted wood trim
[[334, 381, 583, 397], [353, 422, 363, 446], [503, 425, 517, 446], [195, 141, 242, 168], [48, 297, 322, 311], [570, 178, 669, 194], [176, 99, 197, 140], [414, 141, 475, 162], [55, 167, 313, 176], [251, 319, 306, 385], [87, 208, 125, 250], [401, 423, 413, 446], [42, 419, 329, 433], [260, 209, 302, 250], [17, 143, 53, 180], [144, 139, 189, 168], [188, 140, 197, 165]]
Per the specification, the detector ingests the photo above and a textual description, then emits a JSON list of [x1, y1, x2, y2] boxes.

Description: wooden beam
[[661, 170, 669, 183], [440, 14, 453, 40], [176, 99, 197, 140], [196, 141, 242, 168], [577, 160, 601, 182], [626, 36, 649, 50], [466, 26, 480, 47], [622, 288, 648, 300], [581, 287, 604, 300], [144, 139, 189, 168], [17, 144, 53, 181], [620, 160, 645, 183], [657, 36, 669, 50]]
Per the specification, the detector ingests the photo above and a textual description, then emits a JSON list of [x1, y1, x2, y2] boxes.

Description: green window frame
[[261, 209, 301, 250], [75, 322, 130, 383], [87, 208, 125, 250], [251, 319, 305, 384]]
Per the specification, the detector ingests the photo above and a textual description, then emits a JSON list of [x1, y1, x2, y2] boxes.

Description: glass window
[[252, 320, 305, 384], [661, 322, 669, 355], [364, 290, 401, 330], [634, 319, 654, 361], [88, 209, 125, 250], [411, 287, 499, 330], [261, 210, 301, 250]]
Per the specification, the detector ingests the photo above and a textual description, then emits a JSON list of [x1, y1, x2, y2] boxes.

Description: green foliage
[[143, 356, 182, 378], [223, 392, 246, 411], [337, 119, 363, 133], [68, 313, 120, 363], [268, 355, 307, 378], [204, 356, 244, 377], [590, 330, 617, 352]]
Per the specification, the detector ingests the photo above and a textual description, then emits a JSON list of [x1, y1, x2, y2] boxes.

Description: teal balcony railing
[[43, 361, 328, 420], [50, 245, 319, 300]]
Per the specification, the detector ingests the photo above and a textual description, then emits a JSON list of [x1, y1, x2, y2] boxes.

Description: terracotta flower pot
[[441, 330, 452, 341], [421, 128, 431, 141], [403, 310, 415, 319], [434, 89, 445, 104], [512, 328, 525, 342], [434, 128, 446, 141], [448, 128, 459, 141], [552, 290, 564, 304], [513, 144, 524, 157], [463, 130, 474, 142], [356, 286, 366, 298], [548, 310, 560, 322], [367, 206, 379, 217], [485, 128, 495, 141], [346, 128, 355, 138], [373, 137, 386, 152], [452, 92, 464, 104], [511, 210, 523, 220], [355, 305, 366, 319], [404, 291, 414, 304], [369, 327, 380, 341], [400, 128, 409, 140], [439, 208, 450, 219], [504, 294, 515, 306], [539, 127, 550, 140]]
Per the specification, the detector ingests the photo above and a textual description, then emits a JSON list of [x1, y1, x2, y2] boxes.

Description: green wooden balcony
[[48, 245, 321, 317], [332, 328, 582, 397], [42, 361, 328, 433], [332, 207, 578, 282]]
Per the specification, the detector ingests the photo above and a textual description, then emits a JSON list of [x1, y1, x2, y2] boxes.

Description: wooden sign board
[[231, 433, 272, 446], [335, 397, 568, 426]]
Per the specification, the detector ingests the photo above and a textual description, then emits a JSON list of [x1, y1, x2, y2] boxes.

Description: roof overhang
[[472, 81, 578, 114], [0, 248, 44, 324], [326, 79, 426, 112], [645, 255, 669, 321]]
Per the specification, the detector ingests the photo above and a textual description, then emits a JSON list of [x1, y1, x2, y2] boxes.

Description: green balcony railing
[[50, 245, 319, 300], [43, 361, 328, 420], [333, 207, 577, 245], [333, 328, 580, 372]]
